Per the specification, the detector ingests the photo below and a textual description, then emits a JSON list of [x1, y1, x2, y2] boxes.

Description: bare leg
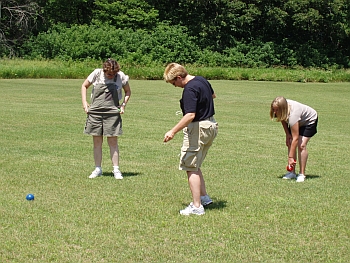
[[187, 170, 202, 208], [107, 136, 119, 166], [198, 168, 208, 196], [93, 136, 103, 167], [298, 136, 311, 175]]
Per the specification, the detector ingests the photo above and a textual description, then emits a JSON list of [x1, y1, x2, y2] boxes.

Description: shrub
[[20, 23, 349, 68], [21, 23, 201, 66]]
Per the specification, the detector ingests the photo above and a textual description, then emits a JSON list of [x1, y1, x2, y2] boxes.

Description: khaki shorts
[[84, 114, 123, 137], [179, 117, 218, 171]]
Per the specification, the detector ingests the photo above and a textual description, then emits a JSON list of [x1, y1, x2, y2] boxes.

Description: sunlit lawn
[[1, 79, 349, 262]]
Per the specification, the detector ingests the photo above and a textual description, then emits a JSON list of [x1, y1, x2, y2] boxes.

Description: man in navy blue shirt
[[163, 63, 218, 216]]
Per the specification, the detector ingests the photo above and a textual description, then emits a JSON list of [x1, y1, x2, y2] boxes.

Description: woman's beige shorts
[[84, 114, 123, 137], [179, 117, 218, 171]]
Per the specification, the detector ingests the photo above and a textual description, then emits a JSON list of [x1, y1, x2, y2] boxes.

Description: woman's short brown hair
[[103, 58, 120, 73]]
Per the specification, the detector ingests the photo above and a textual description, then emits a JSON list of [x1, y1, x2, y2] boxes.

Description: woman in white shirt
[[81, 58, 131, 179], [270, 96, 318, 182]]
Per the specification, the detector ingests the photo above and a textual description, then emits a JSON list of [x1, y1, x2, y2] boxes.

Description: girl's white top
[[87, 69, 129, 101], [287, 99, 318, 127]]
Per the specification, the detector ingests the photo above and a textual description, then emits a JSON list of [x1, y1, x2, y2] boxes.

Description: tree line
[[1, 0, 349, 68]]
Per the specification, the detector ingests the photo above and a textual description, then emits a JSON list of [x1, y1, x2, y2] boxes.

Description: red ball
[[286, 165, 294, 171]]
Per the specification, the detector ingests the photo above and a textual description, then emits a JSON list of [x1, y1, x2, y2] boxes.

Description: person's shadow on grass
[[103, 171, 140, 178], [205, 199, 227, 210], [278, 174, 321, 180], [181, 199, 227, 210]]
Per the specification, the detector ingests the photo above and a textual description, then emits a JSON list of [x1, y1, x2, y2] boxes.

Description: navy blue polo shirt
[[180, 76, 215, 122]]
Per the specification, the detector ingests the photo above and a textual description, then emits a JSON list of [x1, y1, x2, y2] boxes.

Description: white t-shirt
[[287, 99, 318, 127], [87, 69, 129, 101]]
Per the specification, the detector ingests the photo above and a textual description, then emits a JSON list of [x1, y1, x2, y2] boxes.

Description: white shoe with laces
[[283, 172, 297, 179], [113, 170, 123, 180], [296, 174, 306, 182], [89, 168, 102, 179], [180, 202, 205, 216]]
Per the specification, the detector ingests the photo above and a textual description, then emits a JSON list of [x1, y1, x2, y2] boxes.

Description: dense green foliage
[[21, 23, 200, 65], [1, 0, 350, 68]]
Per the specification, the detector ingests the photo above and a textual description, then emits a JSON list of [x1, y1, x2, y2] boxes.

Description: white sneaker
[[180, 202, 205, 216], [113, 170, 123, 180], [89, 168, 102, 178], [283, 172, 297, 179], [296, 174, 306, 182], [200, 195, 213, 207]]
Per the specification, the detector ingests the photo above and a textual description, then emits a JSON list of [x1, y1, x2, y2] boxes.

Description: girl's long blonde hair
[[270, 96, 289, 122]]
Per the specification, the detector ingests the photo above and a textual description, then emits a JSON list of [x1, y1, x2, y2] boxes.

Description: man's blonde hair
[[163, 63, 188, 82], [270, 96, 289, 122]]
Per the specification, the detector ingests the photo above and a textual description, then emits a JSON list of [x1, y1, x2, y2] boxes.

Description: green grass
[[1, 58, 350, 82], [1, 79, 350, 262]]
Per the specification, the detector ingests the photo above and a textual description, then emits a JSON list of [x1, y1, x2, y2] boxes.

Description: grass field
[[1, 79, 349, 262]]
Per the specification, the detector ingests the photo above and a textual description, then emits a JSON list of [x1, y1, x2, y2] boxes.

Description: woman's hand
[[288, 157, 296, 167], [164, 130, 175, 142], [119, 105, 125, 114], [83, 102, 89, 113]]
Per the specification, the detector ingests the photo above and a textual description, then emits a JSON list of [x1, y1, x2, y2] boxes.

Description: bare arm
[[163, 113, 195, 142], [281, 120, 292, 146], [120, 83, 131, 114], [288, 122, 299, 164], [81, 79, 92, 113]]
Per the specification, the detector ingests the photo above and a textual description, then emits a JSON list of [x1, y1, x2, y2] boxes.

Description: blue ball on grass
[[26, 194, 34, 201]]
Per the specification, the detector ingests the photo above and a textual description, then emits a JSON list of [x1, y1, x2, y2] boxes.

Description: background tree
[[0, 0, 41, 56], [5, 0, 350, 67], [36, 0, 95, 29], [149, 0, 261, 51], [92, 0, 159, 30]]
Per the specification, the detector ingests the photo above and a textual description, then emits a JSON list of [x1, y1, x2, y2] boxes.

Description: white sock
[[95, 166, 102, 172], [113, 166, 120, 171]]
